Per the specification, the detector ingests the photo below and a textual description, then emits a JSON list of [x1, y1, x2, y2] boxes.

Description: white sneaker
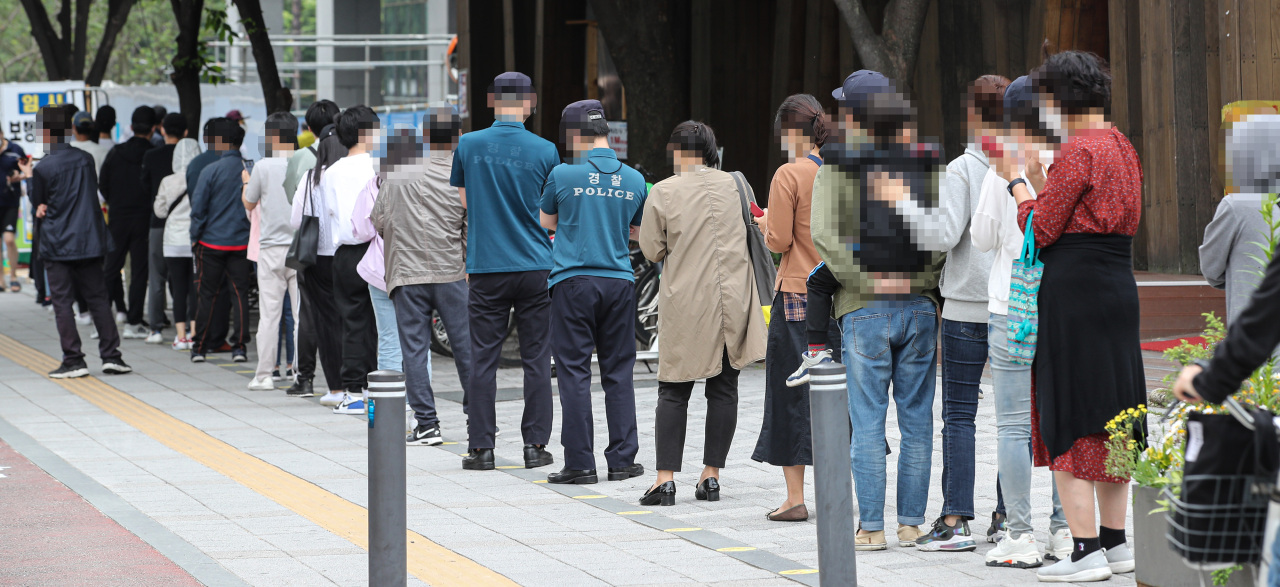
[[318, 391, 344, 407], [145, 331, 164, 344], [332, 394, 365, 415], [1046, 528, 1073, 561], [247, 376, 275, 391], [90, 327, 99, 340], [120, 324, 149, 339], [985, 532, 1043, 568], [1104, 543, 1135, 573], [75, 312, 92, 325], [1037, 550, 1112, 582], [115, 311, 127, 324], [172, 337, 192, 351], [786, 349, 833, 387]]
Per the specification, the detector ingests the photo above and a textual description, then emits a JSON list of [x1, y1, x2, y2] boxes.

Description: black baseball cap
[[831, 69, 894, 106], [489, 72, 535, 97], [560, 99, 609, 143]]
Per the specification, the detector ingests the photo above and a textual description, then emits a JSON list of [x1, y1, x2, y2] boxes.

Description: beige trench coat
[[638, 167, 768, 382]]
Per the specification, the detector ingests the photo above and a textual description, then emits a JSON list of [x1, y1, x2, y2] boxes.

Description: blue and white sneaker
[[333, 394, 365, 415], [916, 516, 978, 552], [786, 349, 832, 387]]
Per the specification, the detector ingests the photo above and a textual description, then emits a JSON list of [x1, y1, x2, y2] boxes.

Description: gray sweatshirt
[[895, 144, 996, 323]]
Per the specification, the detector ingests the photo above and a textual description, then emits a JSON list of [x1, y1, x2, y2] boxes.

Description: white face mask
[[1040, 149, 1055, 167], [1041, 104, 1068, 144]]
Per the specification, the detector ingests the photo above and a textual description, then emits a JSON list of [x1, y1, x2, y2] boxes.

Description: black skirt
[[1034, 234, 1147, 460]]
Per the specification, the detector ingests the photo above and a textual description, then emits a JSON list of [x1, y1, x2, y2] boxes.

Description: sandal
[[8, 280, 19, 293]]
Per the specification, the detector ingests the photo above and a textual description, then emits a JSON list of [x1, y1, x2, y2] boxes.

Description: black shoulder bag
[[285, 170, 320, 271]]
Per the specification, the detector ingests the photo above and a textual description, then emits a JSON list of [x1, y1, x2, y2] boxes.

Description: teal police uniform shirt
[[450, 120, 560, 274], [540, 148, 647, 288]]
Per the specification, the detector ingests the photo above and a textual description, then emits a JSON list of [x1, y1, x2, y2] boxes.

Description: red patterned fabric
[[1031, 377, 1130, 483], [1017, 127, 1143, 247]]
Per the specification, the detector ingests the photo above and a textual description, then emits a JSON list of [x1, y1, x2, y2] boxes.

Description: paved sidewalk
[[0, 291, 1140, 586]]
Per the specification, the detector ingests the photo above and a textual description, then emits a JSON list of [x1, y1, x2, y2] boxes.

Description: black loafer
[[695, 477, 720, 502], [524, 445, 553, 468], [548, 468, 598, 484], [286, 379, 314, 397], [639, 481, 676, 506], [608, 463, 645, 481], [462, 448, 495, 470]]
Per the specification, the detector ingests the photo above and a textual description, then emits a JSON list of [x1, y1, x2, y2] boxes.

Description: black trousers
[[163, 257, 196, 324], [332, 244, 376, 393], [805, 262, 840, 347], [192, 244, 252, 354], [104, 216, 149, 324], [298, 256, 342, 390], [655, 349, 739, 472], [46, 257, 122, 365], [467, 270, 553, 450], [550, 276, 639, 471]]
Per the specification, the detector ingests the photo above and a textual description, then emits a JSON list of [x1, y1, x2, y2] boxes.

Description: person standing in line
[[69, 112, 110, 174], [153, 138, 201, 351], [95, 106, 117, 148], [0, 132, 27, 293], [372, 108, 473, 447], [188, 118, 253, 364], [100, 106, 157, 334], [351, 130, 409, 375], [751, 94, 841, 522], [244, 112, 301, 391], [319, 105, 379, 415], [150, 106, 168, 147], [450, 72, 560, 471], [540, 100, 648, 485], [637, 121, 768, 506], [187, 118, 236, 354], [23, 106, 131, 378], [140, 112, 188, 344]]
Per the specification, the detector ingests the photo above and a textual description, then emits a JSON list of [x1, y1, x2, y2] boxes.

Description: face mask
[[1040, 149, 1056, 167], [1041, 104, 1068, 144]]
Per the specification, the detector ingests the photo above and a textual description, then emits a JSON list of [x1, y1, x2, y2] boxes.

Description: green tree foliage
[[2, 0, 177, 85]]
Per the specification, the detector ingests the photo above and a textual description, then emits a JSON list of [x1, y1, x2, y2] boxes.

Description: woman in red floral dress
[[1005, 51, 1145, 582]]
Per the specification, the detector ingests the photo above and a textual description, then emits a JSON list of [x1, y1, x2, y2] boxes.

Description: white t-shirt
[[970, 166, 1039, 315], [318, 152, 377, 249], [291, 169, 335, 257]]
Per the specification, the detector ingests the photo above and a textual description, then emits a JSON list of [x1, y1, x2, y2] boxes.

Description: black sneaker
[[286, 379, 314, 397], [987, 511, 1007, 543], [48, 362, 89, 379], [915, 516, 977, 552], [406, 425, 443, 446], [102, 360, 132, 374], [271, 369, 281, 379], [190, 353, 206, 363], [231, 349, 247, 362]]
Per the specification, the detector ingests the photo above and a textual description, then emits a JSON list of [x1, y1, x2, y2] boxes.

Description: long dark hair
[[774, 94, 830, 148], [311, 123, 349, 187], [667, 121, 719, 167]]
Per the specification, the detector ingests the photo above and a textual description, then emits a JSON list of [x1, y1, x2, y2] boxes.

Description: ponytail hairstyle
[[667, 121, 720, 168], [774, 94, 831, 148], [966, 75, 1011, 126], [311, 123, 349, 187]]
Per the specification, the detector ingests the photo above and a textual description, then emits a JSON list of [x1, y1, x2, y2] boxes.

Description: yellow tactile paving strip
[[0, 333, 517, 587]]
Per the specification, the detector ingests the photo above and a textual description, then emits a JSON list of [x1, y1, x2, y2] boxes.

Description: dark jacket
[[1194, 252, 1280, 403], [99, 136, 154, 219], [141, 143, 176, 228], [28, 144, 113, 261], [186, 148, 220, 192], [189, 151, 250, 247]]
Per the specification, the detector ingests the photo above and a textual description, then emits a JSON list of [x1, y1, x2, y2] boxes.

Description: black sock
[[1099, 526, 1126, 550], [1071, 537, 1102, 562]]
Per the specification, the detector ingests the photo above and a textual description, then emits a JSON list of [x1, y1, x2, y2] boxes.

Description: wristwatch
[[1007, 178, 1027, 196]]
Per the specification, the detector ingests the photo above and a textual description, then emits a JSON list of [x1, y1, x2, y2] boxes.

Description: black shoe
[[231, 349, 247, 362], [547, 468, 598, 484], [524, 445, 553, 469], [286, 379, 314, 397], [608, 463, 645, 481], [190, 353, 206, 363], [462, 448, 495, 471], [407, 425, 443, 446], [986, 511, 1007, 543], [102, 359, 132, 375], [48, 362, 89, 379], [639, 481, 676, 506], [271, 369, 281, 379], [695, 477, 720, 502]]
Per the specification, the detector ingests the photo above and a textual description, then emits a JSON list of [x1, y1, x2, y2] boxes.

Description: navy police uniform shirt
[[540, 148, 647, 288]]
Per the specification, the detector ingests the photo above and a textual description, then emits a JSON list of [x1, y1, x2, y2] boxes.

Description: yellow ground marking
[[495, 465, 523, 469], [572, 495, 606, 499], [664, 527, 702, 533], [532, 479, 548, 483], [440, 441, 458, 445], [235, 370, 255, 374], [0, 334, 516, 587], [780, 569, 819, 575], [716, 546, 757, 552], [616, 511, 652, 515]]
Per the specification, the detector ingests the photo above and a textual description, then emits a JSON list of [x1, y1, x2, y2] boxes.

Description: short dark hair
[[1031, 50, 1111, 116], [94, 105, 116, 133], [382, 128, 422, 171], [335, 105, 378, 149], [153, 105, 168, 121], [265, 111, 299, 147], [130, 106, 157, 136], [207, 117, 243, 148], [774, 94, 831, 148], [305, 100, 340, 137], [37, 105, 73, 141], [966, 75, 1011, 126], [668, 121, 720, 167], [161, 112, 188, 139], [424, 107, 461, 146]]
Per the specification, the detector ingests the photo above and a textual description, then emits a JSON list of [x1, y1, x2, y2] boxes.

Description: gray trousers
[[391, 280, 473, 429], [146, 227, 169, 330]]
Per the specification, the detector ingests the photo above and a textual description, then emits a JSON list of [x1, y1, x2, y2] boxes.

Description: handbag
[[285, 171, 320, 271], [1007, 210, 1043, 365], [729, 170, 777, 308]]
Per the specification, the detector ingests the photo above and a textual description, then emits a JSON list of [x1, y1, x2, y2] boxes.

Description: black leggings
[[805, 262, 840, 348], [654, 349, 739, 471], [164, 257, 195, 324]]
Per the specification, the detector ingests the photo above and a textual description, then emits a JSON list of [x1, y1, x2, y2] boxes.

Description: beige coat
[[639, 167, 767, 382]]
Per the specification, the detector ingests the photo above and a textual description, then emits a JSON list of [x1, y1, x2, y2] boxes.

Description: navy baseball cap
[[561, 99, 606, 126], [1003, 75, 1032, 111], [832, 70, 894, 104], [490, 72, 535, 96], [72, 111, 95, 132]]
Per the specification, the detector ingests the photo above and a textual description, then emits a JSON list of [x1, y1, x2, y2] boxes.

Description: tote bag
[[729, 171, 777, 313], [285, 171, 320, 271], [1007, 210, 1043, 365]]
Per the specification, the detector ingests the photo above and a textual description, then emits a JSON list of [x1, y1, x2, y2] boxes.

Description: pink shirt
[[351, 177, 384, 290]]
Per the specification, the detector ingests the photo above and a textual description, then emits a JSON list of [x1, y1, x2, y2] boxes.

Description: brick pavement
[[0, 290, 1142, 586]]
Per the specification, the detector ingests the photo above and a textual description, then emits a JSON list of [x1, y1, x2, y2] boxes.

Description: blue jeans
[[841, 296, 937, 532], [989, 312, 1067, 537], [940, 318, 987, 520], [369, 285, 403, 372], [275, 291, 295, 368]]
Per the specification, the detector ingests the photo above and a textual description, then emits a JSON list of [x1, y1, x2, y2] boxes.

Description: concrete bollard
[[367, 370, 407, 587], [809, 361, 857, 586]]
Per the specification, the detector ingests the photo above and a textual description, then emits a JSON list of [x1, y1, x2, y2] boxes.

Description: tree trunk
[[20, 0, 69, 79], [232, 0, 288, 113], [56, 0, 71, 76], [171, 0, 205, 135], [71, 0, 90, 77], [85, 0, 140, 86], [587, 0, 690, 179], [832, 0, 932, 95]]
